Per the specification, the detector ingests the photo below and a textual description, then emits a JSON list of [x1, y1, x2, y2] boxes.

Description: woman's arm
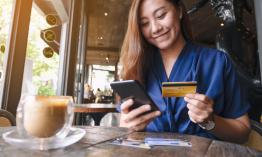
[[185, 93, 251, 144], [211, 114, 250, 143]]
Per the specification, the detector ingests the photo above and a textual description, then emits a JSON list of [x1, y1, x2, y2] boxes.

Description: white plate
[[2, 127, 86, 150]]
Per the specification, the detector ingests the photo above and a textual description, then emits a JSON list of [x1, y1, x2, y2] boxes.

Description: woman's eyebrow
[[139, 6, 166, 20], [153, 6, 166, 14]]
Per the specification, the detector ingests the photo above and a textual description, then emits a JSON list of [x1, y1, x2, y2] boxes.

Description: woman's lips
[[152, 30, 169, 40]]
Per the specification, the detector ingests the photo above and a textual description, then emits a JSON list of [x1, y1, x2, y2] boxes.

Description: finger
[[187, 104, 213, 121], [121, 99, 134, 113], [184, 97, 206, 110], [128, 111, 161, 129], [119, 114, 128, 127], [124, 104, 152, 122], [187, 102, 213, 114], [131, 119, 151, 131], [187, 103, 212, 121], [186, 103, 203, 115], [188, 110, 205, 123], [188, 110, 197, 123], [129, 111, 160, 131], [185, 93, 212, 104]]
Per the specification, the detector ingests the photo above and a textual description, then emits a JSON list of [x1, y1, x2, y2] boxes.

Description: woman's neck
[[160, 35, 186, 79]]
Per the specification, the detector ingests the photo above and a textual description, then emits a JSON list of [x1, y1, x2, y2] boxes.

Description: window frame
[[0, 0, 75, 115], [0, 0, 33, 115]]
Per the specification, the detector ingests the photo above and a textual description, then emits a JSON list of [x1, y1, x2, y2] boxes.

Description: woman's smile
[[152, 29, 170, 40]]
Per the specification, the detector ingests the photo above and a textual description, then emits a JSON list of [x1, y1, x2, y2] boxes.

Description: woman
[[119, 0, 250, 143]]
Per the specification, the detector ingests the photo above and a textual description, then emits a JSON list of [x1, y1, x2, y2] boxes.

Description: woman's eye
[[157, 12, 166, 19], [140, 21, 149, 27]]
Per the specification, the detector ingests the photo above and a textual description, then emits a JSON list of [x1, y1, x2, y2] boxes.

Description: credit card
[[162, 81, 197, 97], [144, 137, 192, 147], [110, 138, 151, 149]]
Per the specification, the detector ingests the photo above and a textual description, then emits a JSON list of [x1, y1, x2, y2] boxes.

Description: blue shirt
[[145, 42, 249, 139]]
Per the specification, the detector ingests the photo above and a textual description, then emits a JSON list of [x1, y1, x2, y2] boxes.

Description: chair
[[245, 120, 262, 151], [100, 113, 120, 127], [74, 113, 95, 126], [0, 109, 16, 126]]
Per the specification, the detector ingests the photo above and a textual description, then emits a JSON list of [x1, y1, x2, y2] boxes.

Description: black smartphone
[[110, 80, 159, 111]]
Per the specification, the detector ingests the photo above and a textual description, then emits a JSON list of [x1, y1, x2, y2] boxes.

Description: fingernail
[[145, 105, 151, 110], [156, 111, 161, 116], [128, 99, 134, 103]]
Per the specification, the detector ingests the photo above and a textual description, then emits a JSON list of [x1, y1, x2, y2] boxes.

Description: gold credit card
[[162, 81, 197, 97]]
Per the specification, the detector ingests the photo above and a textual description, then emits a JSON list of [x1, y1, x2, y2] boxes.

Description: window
[[21, 3, 68, 96], [0, 0, 14, 107], [89, 65, 115, 91]]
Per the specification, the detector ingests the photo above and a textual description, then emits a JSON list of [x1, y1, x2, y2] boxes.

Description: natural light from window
[[22, 7, 60, 96]]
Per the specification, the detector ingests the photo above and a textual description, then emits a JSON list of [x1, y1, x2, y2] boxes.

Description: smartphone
[[110, 80, 159, 111]]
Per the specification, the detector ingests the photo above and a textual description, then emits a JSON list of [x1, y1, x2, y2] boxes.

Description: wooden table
[[0, 126, 261, 157], [74, 103, 117, 125]]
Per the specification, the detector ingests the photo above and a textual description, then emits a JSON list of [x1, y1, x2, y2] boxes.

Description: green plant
[[37, 84, 55, 96]]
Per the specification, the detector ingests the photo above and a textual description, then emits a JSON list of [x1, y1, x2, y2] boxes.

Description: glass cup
[[16, 96, 74, 139]]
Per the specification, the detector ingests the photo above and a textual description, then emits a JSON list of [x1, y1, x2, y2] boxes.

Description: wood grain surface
[[0, 126, 261, 157]]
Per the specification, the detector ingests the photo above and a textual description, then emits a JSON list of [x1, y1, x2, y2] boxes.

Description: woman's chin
[[155, 42, 174, 51]]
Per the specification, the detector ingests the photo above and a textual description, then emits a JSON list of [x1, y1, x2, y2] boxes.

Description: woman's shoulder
[[189, 42, 229, 62]]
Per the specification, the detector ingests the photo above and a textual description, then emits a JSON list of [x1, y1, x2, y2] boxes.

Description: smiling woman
[[120, 0, 191, 84], [139, 0, 184, 55], [119, 0, 251, 144]]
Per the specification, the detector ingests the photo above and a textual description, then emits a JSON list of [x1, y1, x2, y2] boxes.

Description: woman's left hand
[[184, 93, 214, 124]]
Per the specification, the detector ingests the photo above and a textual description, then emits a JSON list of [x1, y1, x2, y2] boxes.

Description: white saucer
[[2, 127, 86, 150]]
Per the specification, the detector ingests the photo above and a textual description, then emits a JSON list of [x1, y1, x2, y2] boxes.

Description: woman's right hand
[[119, 99, 161, 131]]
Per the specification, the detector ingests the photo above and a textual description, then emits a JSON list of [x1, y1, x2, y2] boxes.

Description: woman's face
[[139, 0, 182, 50]]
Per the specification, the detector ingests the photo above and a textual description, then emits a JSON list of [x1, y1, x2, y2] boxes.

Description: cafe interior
[[0, 0, 262, 156]]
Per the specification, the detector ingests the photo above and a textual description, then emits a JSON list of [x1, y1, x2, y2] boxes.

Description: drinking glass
[[16, 96, 74, 139]]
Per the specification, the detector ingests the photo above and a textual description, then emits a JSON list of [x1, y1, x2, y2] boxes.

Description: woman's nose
[[151, 21, 162, 34]]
